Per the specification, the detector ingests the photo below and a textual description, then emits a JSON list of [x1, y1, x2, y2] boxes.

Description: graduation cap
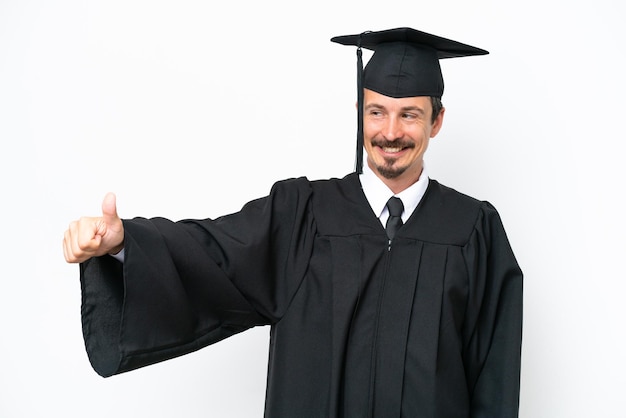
[[330, 27, 488, 173]]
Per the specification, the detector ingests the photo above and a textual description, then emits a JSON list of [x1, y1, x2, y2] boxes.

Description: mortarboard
[[330, 27, 488, 173]]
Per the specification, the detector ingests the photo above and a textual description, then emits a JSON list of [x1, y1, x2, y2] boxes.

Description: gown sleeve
[[462, 202, 523, 417], [79, 177, 316, 377]]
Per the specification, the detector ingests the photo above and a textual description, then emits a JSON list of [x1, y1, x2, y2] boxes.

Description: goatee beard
[[369, 139, 414, 179], [375, 159, 409, 179]]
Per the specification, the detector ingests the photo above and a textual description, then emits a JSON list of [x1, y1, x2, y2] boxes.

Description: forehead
[[363, 89, 432, 111]]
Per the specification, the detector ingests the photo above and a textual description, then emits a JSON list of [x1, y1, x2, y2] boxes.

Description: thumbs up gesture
[[63, 193, 125, 263]]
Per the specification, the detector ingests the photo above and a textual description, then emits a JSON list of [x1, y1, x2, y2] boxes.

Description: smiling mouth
[[372, 139, 414, 155], [382, 146, 404, 153]]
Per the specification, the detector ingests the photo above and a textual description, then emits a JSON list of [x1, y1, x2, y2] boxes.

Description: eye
[[402, 112, 418, 120]]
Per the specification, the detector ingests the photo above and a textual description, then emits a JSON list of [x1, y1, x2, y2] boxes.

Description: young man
[[64, 28, 523, 417]]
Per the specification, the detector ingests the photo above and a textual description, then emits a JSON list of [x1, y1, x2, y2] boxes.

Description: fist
[[63, 192, 125, 263]]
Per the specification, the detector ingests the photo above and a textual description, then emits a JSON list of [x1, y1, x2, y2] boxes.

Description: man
[[64, 28, 523, 417]]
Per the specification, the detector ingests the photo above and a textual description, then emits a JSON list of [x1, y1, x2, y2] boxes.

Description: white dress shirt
[[359, 159, 430, 227]]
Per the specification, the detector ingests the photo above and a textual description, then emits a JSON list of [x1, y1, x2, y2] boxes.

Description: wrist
[[109, 242, 124, 255]]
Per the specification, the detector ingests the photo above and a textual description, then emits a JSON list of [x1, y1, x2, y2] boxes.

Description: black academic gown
[[80, 173, 523, 417]]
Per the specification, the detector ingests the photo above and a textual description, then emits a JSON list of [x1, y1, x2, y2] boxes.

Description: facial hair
[[369, 138, 415, 179]]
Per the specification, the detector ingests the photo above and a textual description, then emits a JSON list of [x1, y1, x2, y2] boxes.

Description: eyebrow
[[364, 103, 384, 110], [365, 103, 426, 115], [399, 106, 426, 115]]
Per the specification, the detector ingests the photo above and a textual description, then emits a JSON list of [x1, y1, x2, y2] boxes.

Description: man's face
[[363, 89, 444, 184]]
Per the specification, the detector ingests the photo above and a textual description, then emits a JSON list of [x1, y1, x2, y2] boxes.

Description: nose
[[383, 116, 402, 141]]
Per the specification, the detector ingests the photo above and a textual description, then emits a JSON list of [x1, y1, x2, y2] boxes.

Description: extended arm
[[68, 178, 316, 377]]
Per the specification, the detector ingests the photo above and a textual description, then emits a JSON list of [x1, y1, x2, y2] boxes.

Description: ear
[[430, 107, 445, 138]]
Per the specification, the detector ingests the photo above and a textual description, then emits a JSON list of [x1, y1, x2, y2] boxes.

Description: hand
[[63, 192, 125, 263]]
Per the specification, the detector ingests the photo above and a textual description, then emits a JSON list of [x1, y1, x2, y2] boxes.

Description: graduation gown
[[80, 173, 523, 417]]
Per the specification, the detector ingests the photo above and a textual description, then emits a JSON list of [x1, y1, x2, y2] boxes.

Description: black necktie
[[385, 197, 404, 241]]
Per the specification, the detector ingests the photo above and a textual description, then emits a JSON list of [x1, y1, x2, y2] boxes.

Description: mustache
[[370, 138, 415, 149]]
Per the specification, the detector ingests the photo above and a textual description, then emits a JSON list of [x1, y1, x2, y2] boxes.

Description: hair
[[431, 97, 443, 123]]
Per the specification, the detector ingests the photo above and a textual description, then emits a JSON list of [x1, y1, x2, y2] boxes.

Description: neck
[[370, 161, 424, 195]]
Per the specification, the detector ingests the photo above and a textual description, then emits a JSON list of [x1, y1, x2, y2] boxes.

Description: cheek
[[362, 120, 377, 138], [412, 126, 431, 141]]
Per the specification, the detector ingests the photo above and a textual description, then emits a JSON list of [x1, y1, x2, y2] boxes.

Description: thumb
[[101, 192, 120, 224]]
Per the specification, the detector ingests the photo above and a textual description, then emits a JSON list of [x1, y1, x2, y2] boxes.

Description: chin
[[375, 164, 408, 179]]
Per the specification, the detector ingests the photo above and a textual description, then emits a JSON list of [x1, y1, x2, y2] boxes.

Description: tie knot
[[386, 197, 404, 218]]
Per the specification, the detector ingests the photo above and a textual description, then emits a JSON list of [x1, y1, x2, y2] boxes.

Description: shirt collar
[[359, 157, 429, 224]]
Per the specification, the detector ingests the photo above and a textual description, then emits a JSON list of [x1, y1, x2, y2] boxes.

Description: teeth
[[382, 147, 402, 153]]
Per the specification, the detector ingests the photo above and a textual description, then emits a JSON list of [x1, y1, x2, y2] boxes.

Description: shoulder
[[426, 179, 482, 208], [270, 176, 313, 191], [308, 172, 358, 191], [430, 180, 503, 225], [259, 174, 359, 208], [307, 173, 379, 236], [266, 175, 358, 204], [269, 173, 358, 192], [416, 179, 502, 246], [256, 177, 316, 205]]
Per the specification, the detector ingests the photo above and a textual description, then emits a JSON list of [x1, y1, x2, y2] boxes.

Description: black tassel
[[355, 44, 364, 174]]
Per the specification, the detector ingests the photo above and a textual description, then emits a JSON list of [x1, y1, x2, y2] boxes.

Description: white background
[[1, 0, 625, 417]]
